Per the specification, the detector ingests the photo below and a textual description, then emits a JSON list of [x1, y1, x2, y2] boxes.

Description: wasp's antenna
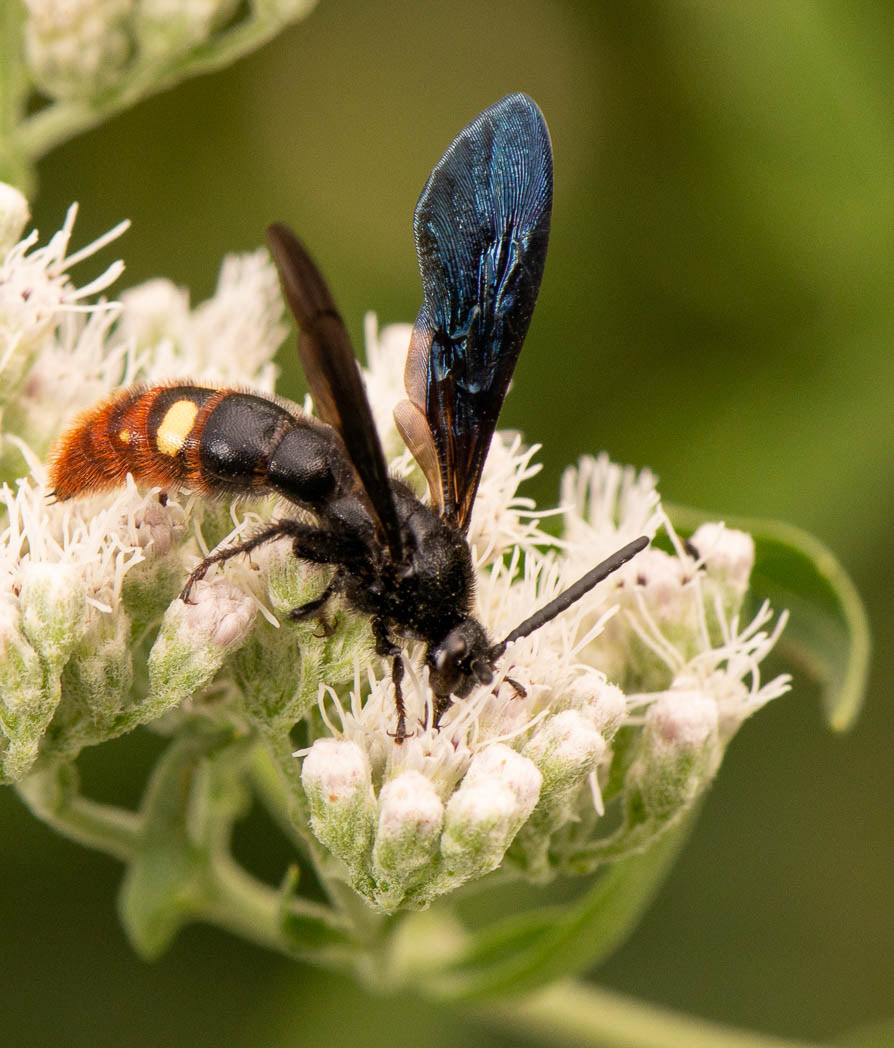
[[491, 536, 649, 659]]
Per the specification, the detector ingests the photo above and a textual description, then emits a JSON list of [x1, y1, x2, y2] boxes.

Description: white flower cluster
[[0, 194, 790, 913], [0, 188, 283, 780], [21, 0, 316, 102], [299, 437, 790, 906]]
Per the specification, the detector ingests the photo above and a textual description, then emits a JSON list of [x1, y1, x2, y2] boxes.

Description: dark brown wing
[[395, 93, 553, 531], [266, 223, 403, 561]]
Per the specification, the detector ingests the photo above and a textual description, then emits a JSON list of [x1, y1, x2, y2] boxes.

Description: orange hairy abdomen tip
[[49, 384, 222, 500]]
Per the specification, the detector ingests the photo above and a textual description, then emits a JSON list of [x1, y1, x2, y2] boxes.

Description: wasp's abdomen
[[49, 385, 345, 508]]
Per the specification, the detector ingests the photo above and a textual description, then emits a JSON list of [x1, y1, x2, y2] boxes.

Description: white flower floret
[[2, 470, 151, 617], [363, 316, 414, 461], [561, 452, 663, 555]]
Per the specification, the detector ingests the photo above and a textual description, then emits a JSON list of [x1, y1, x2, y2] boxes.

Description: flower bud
[[688, 523, 755, 631], [584, 548, 704, 691], [301, 739, 377, 885], [524, 710, 608, 801], [0, 184, 30, 255], [58, 612, 134, 747], [565, 671, 627, 735], [0, 600, 50, 782], [146, 579, 256, 716], [440, 745, 541, 881], [19, 562, 87, 668], [251, 0, 318, 20], [510, 711, 608, 876], [136, 0, 240, 58], [632, 689, 720, 818], [371, 771, 444, 908], [24, 0, 133, 100]]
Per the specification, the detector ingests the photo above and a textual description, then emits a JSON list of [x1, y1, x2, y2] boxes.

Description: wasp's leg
[[372, 616, 409, 743], [288, 569, 345, 622], [181, 519, 357, 604], [432, 694, 453, 731], [180, 520, 310, 603]]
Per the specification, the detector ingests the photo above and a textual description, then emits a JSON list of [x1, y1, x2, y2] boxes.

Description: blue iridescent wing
[[395, 93, 553, 531]]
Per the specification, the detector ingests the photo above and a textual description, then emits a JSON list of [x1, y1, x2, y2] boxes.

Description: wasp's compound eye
[[428, 620, 492, 700]]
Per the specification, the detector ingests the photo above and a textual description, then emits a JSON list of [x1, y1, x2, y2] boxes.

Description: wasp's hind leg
[[180, 521, 311, 603]]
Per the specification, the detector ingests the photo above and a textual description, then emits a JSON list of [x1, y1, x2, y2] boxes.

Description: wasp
[[50, 94, 648, 740]]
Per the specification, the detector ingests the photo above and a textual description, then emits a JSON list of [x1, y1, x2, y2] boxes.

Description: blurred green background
[[3, 2, 892, 1045]]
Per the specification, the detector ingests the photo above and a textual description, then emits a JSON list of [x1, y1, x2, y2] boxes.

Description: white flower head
[[295, 442, 789, 908], [119, 248, 287, 390], [0, 201, 128, 426]]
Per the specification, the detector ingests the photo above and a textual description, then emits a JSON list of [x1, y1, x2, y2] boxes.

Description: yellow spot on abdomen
[[118, 429, 131, 444], [156, 400, 199, 456]]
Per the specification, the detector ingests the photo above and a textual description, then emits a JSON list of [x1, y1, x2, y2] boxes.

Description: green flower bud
[[147, 579, 256, 717], [0, 185, 30, 255], [630, 689, 720, 820], [524, 710, 608, 801], [136, 0, 240, 58], [440, 745, 541, 882], [19, 562, 87, 669], [251, 0, 317, 20], [512, 710, 608, 877], [0, 600, 49, 782], [301, 738, 376, 889], [24, 0, 133, 100], [371, 771, 444, 909]]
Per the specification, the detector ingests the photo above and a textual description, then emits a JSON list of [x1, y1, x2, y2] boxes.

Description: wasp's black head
[[427, 618, 495, 702]]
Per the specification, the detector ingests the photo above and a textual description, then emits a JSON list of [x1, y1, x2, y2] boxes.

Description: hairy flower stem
[[10, 3, 315, 176], [16, 762, 140, 861], [0, 2, 30, 189], [250, 740, 387, 943], [197, 852, 356, 965], [479, 980, 825, 1048]]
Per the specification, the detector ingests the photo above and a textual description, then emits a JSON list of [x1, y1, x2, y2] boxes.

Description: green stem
[[250, 736, 385, 943], [0, 0, 32, 189], [478, 980, 825, 1048], [15, 5, 315, 162], [250, 738, 315, 856], [200, 852, 355, 964], [16, 764, 140, 862]]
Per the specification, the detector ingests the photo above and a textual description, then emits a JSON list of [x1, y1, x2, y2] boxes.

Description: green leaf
[[832, 1019, 894, 1047], [422, 814, 692, 1001], [668, 507, 870, 732]]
